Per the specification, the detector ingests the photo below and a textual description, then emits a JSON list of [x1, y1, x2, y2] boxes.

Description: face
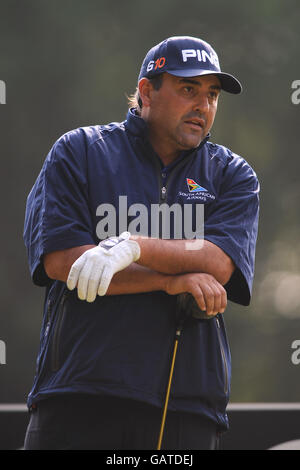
[[140, 73, 221, 161]]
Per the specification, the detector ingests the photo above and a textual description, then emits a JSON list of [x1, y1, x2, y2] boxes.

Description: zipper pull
[[216, 316, 220, 328], [161, 186, 167, 201]]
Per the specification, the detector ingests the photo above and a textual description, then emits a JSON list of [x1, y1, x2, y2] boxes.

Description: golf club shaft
[[157, 327, 182, 450]]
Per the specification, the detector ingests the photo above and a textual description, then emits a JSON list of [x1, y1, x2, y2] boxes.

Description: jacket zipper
[[216, 316, 229, 395], [35, 298, 52, 376], [51, 291, 68, 372], [160, 185, 167, 202], [158, 169, 177, 203], [157, 151, 196, 204], [44, 298, 52, 338]]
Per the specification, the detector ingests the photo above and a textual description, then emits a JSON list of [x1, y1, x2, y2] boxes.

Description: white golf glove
[[66, 232, 140, 302]]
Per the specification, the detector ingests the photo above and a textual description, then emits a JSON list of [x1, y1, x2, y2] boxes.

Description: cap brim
[[167, 69, 242, 94]]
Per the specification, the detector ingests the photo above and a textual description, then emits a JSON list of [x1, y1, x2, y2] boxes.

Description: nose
[[193, 93, 209, 113]]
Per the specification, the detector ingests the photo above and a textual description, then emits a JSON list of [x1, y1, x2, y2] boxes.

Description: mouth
[[183, 118, 205, 131]]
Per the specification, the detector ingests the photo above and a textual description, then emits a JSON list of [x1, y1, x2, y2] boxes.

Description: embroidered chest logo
[[178, 178, 216, 202], [186, 178, 208, 193]]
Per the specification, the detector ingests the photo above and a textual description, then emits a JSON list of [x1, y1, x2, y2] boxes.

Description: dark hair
[[128, 74, 164, 113]]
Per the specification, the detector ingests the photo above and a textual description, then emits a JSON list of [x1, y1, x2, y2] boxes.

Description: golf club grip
[[177, 293, 211, 320]]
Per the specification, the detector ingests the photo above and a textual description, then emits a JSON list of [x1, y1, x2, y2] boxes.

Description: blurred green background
[[0, 0, 299, 404]]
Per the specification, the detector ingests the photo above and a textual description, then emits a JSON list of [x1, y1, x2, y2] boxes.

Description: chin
[[180, 136, 203, 150]]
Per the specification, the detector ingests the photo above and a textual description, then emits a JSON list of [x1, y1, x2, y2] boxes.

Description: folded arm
[[44, 245, 169, 297], [132, 236, 235, 285], [43, 236, 231, 315], [44, 237, 234, 287]]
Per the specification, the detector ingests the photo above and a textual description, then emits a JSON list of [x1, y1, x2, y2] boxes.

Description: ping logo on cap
[[182, 49, 219, 68]]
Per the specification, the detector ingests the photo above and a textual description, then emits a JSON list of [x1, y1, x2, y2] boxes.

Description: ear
[[138, 78, 153, 108]]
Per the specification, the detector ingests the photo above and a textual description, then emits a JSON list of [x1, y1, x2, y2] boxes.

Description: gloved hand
[[66, 232, 140, 302]]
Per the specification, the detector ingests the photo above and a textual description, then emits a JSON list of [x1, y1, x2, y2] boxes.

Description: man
[[23, 36, 259, 450]]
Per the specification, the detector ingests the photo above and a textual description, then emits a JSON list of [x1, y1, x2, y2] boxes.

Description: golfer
[[23, 36, 259, 450]]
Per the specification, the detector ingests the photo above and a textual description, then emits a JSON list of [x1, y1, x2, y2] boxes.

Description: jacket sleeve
[[204, 155, 260, 306], [23, 129, 96, 286]]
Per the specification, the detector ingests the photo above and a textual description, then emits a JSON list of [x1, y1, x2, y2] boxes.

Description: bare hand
[[164, 272, 227, 317]]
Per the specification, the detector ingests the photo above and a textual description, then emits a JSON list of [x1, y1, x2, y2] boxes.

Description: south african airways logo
[[178, 178, 215, 202], [186, 178, 208, 193]]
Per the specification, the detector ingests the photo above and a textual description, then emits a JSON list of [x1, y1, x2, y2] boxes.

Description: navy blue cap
[[138, 36, 242, 94]]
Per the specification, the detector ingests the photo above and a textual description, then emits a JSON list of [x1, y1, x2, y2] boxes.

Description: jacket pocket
[[215, 316, 229, 395], [50, 290, 69, 372]]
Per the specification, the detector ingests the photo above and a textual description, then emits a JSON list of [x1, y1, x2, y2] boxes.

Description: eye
[[182, 86, 195, 96]]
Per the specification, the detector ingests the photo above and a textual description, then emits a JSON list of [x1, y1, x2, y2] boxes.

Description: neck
[[140, 108, 182, 166], [148, 130, 182, 166]]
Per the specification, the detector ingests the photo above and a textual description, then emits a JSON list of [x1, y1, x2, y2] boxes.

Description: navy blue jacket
[[23, 108, 259, 431]]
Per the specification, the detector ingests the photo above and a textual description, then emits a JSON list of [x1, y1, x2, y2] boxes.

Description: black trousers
[[24, 394, 220, 450]]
